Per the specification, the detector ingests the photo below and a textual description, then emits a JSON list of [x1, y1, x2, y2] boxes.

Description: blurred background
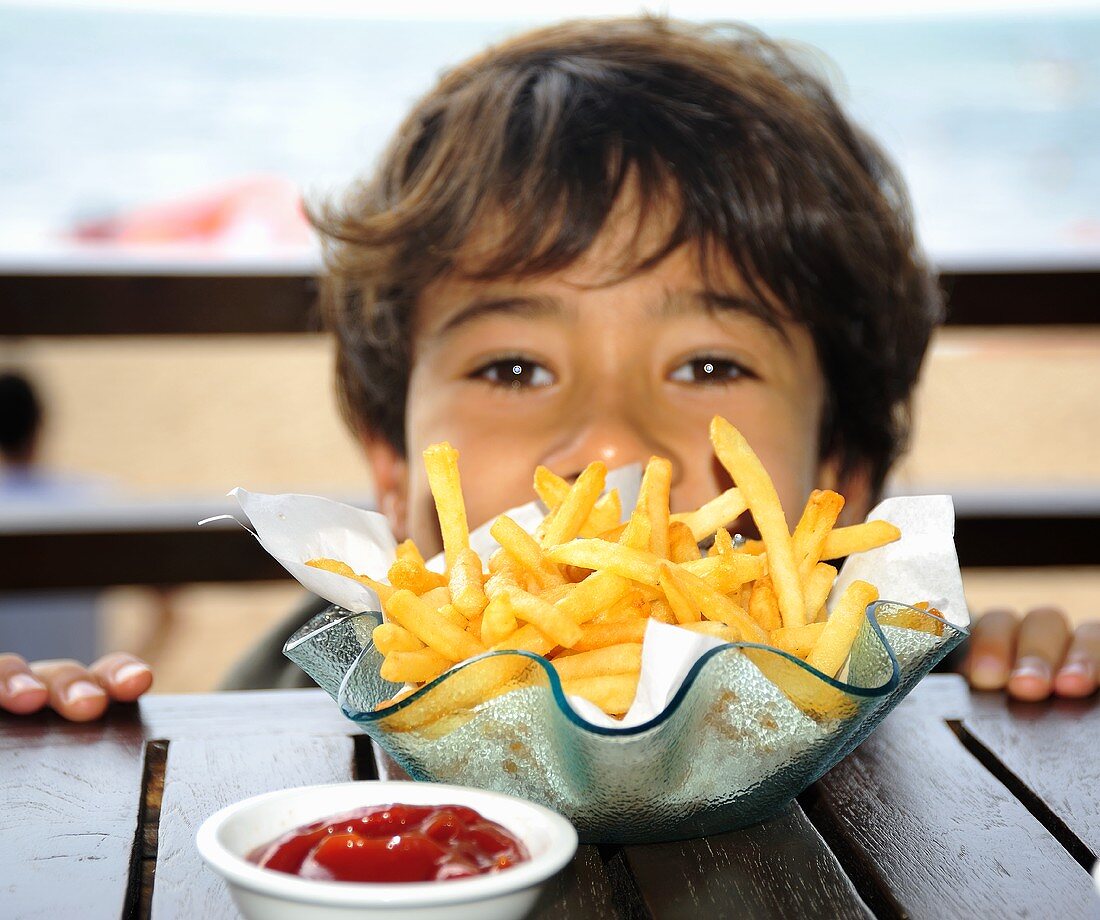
[[2, 0, 1098, 691]]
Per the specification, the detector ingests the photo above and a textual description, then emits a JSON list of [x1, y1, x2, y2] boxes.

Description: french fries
[[313, 416, 917, 719]]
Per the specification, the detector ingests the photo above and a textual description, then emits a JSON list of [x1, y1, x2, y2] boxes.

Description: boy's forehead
[[415, 199, 787, 336]]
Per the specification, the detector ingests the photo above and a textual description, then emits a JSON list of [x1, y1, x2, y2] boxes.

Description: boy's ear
[[357, 430, 409, 540], [817, 457, 874, 526]]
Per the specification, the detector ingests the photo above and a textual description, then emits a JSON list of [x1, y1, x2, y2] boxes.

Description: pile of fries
[[308, 416, 911, 717]]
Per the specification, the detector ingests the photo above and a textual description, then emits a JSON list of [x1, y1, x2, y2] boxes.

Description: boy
[[2, 16, 1096, 720]]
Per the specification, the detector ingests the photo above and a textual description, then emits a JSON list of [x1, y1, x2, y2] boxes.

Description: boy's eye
[[669, 357, 747, 385], [471, 357, 554, 389]]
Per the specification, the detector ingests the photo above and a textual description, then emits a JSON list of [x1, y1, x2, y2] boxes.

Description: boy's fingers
[[1006, 607, 1071, 702], [0, 653, 50, 715], [90, 653, 154, 702], [965, 609, 1018, 690], [28, 659, 110, 722], [1053, 622, 1100, 699]]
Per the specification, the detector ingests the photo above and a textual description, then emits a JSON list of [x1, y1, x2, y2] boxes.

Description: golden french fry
[[534, 465, 624, 537], [490, 622, 556, 656], [805, 580, 879, 677], [658, 562, 700, 624], [481, 594, 519, 646], [484, 565, 520, 600], [384, 589, 486, 662], [581, 489, 622, 537], [306, 557, 355, 578], [820, 520, 901, 560], [639, 456, 673, 558], [877, 601, 944, 636], [710, 526, 734, 557], [560, 673, 639, 715], [533, 465, 569, 509], [548, 539, 661, 586], [593, 588, 650, 623], [665, 563, 767, 643], [668, 521, 702, 563], [649, 598, 676, 624], [598, 521, 629, 543], [372, 622, 424, 655], [499, 586, 583, 648], [540, 461, 606, 547], [700, 552, 768, 594], [791, 489, 845, 578], [749, 577, 782, 632], [804, 562, 838, 623], [436, 602, 468, 628], [671, 487, 748, 542], [448, 547, 488, 619], [573, 618, 649, 651], [395, 538, 426, 566], [490, 515, 564, 588], [678, 621, 741, 642], [388, 557, 448, 595], [709, 416, 806, 628], [306, 557, 395, 604], [553, 570, 632, 625], [550, 643, 643, 681], [423, 442, 470, 570], [418, 585, 452, 610], [769, 622, 826, 658], [380, 648, 452, 684]]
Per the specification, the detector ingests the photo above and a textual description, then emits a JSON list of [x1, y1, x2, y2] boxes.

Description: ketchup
[[248, 804, 528, 883]]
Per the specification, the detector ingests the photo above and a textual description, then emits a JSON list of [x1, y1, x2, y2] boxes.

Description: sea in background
[[1, 6, 1098, 266]]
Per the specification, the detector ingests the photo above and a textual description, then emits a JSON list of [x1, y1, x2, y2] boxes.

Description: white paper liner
[[223, 481, 968, 730]]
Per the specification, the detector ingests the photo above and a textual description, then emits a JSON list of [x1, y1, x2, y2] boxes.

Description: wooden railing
[[3, 263, 1097, 589]]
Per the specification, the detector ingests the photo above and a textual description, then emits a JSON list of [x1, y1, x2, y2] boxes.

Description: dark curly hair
[[311, 16, 943, 497]]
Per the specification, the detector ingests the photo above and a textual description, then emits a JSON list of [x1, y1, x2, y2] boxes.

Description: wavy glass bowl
[[285, 602, 965, 845]]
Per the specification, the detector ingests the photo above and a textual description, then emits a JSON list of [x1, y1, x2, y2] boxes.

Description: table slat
[[0, 722, 145, 920], [137, 689, 353, 739], [961, 693, 1100, 858], [622, 803, 871, 919], [529, 846, 622, 919], [151, 735, 356, 920], [807, 708, 1099, 919]]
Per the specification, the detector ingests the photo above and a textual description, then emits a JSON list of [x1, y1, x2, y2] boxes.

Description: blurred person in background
[[0, 372, 114, 667]]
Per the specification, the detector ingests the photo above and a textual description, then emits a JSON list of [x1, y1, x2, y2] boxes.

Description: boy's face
[[364, 207, 870, 556]]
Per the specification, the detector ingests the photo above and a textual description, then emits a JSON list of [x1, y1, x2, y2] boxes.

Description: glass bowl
[[285, 601, 965, 845]]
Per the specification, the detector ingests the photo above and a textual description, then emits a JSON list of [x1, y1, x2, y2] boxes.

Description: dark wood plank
[[893, 672, 972, 720], [805, 706, 1099, 919], [0, 714, 145, 920], [7, 510, 1091, 592], [530, 846, 623, 920], [0, 273, 318, 335], [960, 692, 1100, 858], [136, 689, 354, 740], [151, 734, 356, 920], [623, 804, 870, 919], [0, 528, 285, 590], [942, 270, 1100, 326], [3, 270, 1096, 336]]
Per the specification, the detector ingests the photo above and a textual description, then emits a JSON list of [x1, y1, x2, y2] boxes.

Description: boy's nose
[[541, 413, 677, 484]]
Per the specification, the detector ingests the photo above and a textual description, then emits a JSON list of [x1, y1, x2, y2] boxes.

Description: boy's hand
[[964, 608, 1099, 701], [0, 653, 153, 721]]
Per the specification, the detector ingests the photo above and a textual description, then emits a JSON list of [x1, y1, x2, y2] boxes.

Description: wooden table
[[3, 675, 1098, 919]]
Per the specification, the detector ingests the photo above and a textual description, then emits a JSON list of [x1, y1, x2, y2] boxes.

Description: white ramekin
[[196, 780, 578, 920]]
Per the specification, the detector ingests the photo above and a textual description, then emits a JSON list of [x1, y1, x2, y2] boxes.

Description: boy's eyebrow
[[433, 294, 566, 337], [660, 290, 791, 343]]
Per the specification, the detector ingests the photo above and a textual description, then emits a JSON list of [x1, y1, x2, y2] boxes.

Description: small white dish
[[196, 780, 578, 920]]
